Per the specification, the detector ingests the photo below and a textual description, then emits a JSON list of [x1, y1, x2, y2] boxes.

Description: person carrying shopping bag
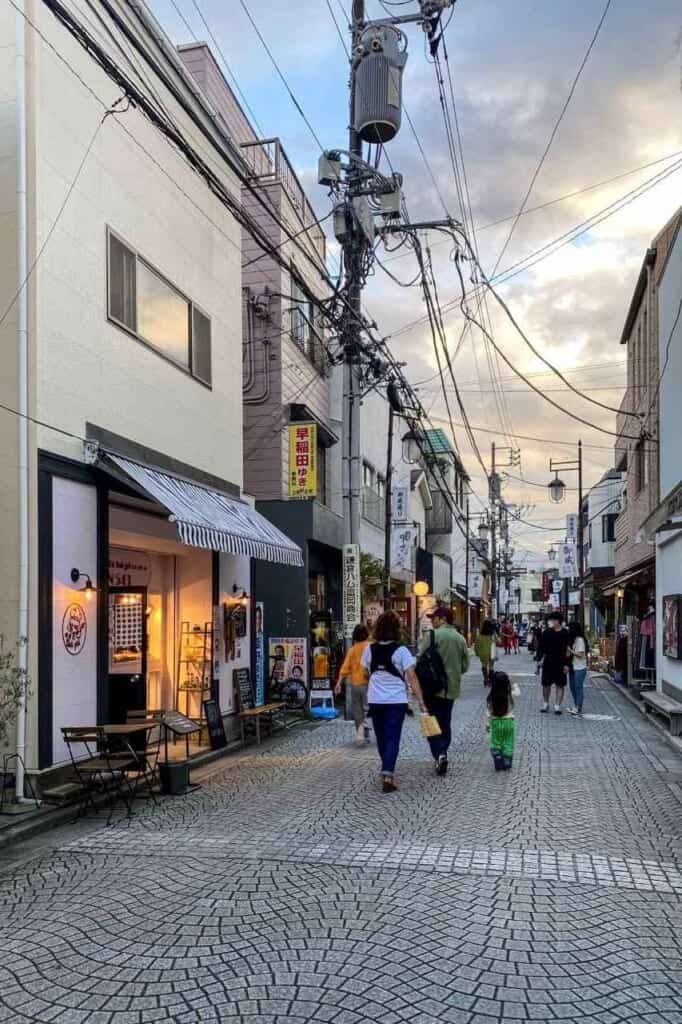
[[334, 624, 371, 745], [360, 610, 426, 794], [418, 606, 470, 776]]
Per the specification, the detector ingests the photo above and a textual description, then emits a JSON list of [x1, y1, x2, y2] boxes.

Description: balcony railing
[[240, 138, 326, 263]]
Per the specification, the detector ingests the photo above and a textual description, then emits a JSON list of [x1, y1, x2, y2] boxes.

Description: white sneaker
[[540, 702, 549, 713], [554, 704, 562, 715]]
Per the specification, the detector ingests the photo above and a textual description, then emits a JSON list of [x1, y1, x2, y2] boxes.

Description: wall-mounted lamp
[[412, 580, 429, 597], [70, 568, 95, 600], [616, 588, 625, 599], [232, 584, 250, 607]]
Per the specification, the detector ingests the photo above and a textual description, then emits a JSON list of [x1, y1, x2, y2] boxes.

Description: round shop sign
[[62, 603, 87, 656]]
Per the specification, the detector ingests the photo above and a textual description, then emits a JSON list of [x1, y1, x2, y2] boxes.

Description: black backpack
[[416, 631, 449, 698]]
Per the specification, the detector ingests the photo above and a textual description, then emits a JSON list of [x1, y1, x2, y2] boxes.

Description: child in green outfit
[[486, 670, 515, 771]]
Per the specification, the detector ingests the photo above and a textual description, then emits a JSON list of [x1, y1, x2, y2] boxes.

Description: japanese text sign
[[288, 423, 317, 498]]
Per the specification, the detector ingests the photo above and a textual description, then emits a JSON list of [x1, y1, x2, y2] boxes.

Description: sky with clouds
[[150, 0, 682, 568]]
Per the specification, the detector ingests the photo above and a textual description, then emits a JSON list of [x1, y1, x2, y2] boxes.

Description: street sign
[[392, 487, 408, 522], [558, 542, 577, 579], [566, 514, 578, 541], [342, 544, 361, 637], [552, 579, 563, 594]]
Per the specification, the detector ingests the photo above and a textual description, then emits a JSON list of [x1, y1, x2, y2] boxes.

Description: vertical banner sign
[[343, 544, 361, 638], [391, 525, 416, 573], [255, 602, 265, 706], [288, 422, 317, 498], [542, 572, 552, 600], [566, 514, 578, 541], [392, 487, 408, 522], [558, 542, 577, 579], [470, 573, 483, 599], [549, 593, 561, 609]]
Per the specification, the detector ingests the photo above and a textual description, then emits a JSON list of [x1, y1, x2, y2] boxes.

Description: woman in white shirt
[[361, 610, 426, 793], [567, 621, 588, 715]]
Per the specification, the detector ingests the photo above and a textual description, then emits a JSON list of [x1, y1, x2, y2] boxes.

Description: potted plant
[[0, 637, 31, 805]]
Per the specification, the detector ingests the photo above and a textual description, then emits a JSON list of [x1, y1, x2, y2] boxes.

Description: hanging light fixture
[[477, 518, 489, 541], [401, 430, 422, 465], [547, 545, 557, 561], [548, 473, 566, 503]]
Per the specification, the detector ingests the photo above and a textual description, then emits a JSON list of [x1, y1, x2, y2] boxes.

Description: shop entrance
[[108, 587, 148, 723]]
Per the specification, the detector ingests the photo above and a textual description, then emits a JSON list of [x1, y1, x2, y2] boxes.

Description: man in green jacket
[[419, 606, 470, 775]]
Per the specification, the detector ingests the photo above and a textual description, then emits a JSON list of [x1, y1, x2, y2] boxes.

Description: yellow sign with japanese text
[[288, 423, 317, 498]]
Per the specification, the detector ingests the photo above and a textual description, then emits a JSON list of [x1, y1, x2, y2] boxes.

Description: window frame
[[315, 443, 328, 507], [602, 513, 617, 543], [106, 226, 212, 389]]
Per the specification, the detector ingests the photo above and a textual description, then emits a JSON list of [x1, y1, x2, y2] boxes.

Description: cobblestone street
[[1, 652, 682, 1023]]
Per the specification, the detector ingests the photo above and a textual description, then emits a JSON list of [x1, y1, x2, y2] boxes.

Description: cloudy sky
[[151, 0, 682, 567]]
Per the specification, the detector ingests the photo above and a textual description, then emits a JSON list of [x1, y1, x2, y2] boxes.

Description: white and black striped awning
[[105, 454, 303, 566]]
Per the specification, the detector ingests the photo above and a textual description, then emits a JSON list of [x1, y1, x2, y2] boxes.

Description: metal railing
[[240, 138, 326, 263], [362, 486, 385, 529]]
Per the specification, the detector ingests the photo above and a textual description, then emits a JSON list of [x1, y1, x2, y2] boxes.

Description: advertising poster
[[310, 611, 332, 691], [663, 595, 681, 659], [288, 422, 317, 498], [255, 602, 265, 705], [268, 637, 308, 687]]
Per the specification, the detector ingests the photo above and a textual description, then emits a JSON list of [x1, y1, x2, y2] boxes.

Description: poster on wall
[[109, 593, 143, 674], [288, 422, 317, 498], [663, 595, 682, 659], [268, 637, 308, 689], [255, 602, 265, 706], [363, 601, 383, 630]]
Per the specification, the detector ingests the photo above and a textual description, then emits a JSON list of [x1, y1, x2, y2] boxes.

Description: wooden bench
[[239, 702, 287, 745], [642, 691, 682, 737]]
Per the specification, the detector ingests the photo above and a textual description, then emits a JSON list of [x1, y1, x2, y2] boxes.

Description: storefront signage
[[288, 423, 317, 498], [549, 593, 561, 609], [566, 514, 578, 541], [391, 525, 416, 573], [109, 548, 150, 588], [162, 710, 202, 735], [552, 579, 563, 594], [568, 590, 581, 606], [342, 544, 361, 637], [268, 638, 308, 686], [558, 542, 577, 579], [203, 699, 227, 750], [392, 487, 408, 522], [233, 667, 255, 710], [62, 603, 87, 656], [470, 573, 483, 599], [255, 603, 265, 706]]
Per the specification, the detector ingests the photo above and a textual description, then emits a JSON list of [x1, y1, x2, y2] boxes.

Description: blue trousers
[[424, 695, 454, 761], [569, 668, 587, 710], [369, 703, 406, 774]]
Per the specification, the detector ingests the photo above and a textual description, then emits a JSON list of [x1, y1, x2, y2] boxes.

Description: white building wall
[[587, 474, 624, 570], [659, 226, 682, 500]]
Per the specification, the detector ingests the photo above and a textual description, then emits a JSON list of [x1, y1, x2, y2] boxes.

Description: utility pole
[[465, 499, 470, 641], [383, 381, 402, 609], [490, 442, 497, 621], [577, 438, 584, 624]]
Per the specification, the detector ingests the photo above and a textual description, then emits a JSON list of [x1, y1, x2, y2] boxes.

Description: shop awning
[[104, 454, 303, 566], [601, 560, 654, 597]]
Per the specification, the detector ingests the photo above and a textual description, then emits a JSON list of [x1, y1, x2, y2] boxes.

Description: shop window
[[107, 229, 212, 386], [531, 588, 543, 602], [602, 513, 617, 542]]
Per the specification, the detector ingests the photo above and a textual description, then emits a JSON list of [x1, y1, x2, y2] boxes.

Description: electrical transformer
[[353, 25, 407, 144]]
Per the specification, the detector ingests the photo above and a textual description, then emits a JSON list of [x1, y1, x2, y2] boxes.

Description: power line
[[237, 0, 325, 151], [492, 0, 613, 277]]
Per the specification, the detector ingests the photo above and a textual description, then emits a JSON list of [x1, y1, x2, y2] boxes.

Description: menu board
[[203, 699, 227, 750], [233, 667, 253, 712]]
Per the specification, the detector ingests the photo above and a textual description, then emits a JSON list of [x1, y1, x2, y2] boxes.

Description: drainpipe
[[15, 1, 29, 801]]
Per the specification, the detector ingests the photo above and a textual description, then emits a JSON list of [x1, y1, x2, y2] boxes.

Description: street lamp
[[401, 430, 422, 465], [477, 519, 489, 542], [548, 473, 566, 504], [548, 545, 557, 561]]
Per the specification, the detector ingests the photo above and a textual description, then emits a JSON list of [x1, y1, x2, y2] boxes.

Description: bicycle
[[268, 654, 309, 710]]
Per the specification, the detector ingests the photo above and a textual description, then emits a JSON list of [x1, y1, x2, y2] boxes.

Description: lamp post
[[547, 441, 583, 622]]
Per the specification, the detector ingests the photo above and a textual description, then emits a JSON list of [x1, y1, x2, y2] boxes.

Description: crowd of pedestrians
[[336, 608, 589, 792]]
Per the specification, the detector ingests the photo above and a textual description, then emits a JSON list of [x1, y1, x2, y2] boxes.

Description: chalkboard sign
[[162, 710, 202, 736], [234, 667, 253, 712], [203, 699, 227, 750]]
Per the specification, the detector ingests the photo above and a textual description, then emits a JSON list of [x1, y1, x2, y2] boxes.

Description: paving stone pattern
[[1, 651, 682, 1023]]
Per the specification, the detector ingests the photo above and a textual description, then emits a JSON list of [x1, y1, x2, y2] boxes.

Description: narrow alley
[[1, 653, 681, 1024]]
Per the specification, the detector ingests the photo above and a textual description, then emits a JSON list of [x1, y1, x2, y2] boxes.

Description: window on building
[[531, 588, 543, 602], [602, 513, 617, 542], [290, 276, 313, 354], [107, 230, 211, 385], [362, 462, 374, 489], [376, 475, 386, 501], [316, 444, 327, 506], [589, 524, 593, 546]]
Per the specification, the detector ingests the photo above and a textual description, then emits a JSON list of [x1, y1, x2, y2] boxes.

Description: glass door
[[108, 587, 148, 723]]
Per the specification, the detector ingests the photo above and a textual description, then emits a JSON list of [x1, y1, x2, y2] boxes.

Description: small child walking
[[486, 670, 515, 771]]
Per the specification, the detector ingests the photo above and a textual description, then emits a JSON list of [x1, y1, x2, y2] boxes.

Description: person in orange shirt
[[334, 624, 371, 745]]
